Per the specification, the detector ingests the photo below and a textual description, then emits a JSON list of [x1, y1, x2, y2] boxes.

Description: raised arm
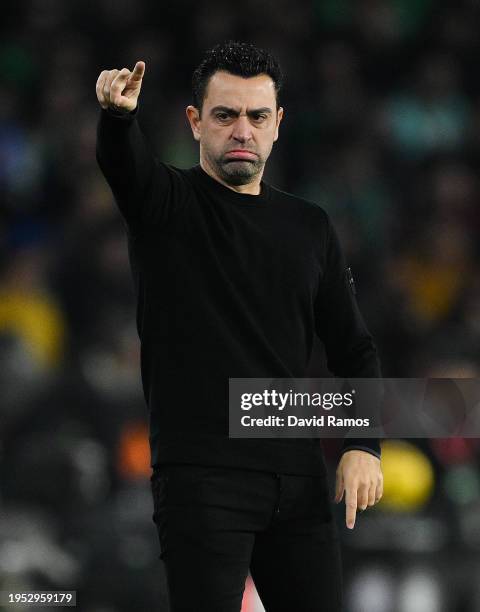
[[95, 62, 157, 231]]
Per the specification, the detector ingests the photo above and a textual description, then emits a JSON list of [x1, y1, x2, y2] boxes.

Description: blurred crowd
[[1, 0, 480, 610]]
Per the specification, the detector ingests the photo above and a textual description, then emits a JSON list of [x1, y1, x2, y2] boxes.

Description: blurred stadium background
[[1, 0, 480, 610]]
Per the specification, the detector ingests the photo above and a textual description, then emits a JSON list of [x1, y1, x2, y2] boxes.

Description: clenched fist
[[96, 61, 145, 113]]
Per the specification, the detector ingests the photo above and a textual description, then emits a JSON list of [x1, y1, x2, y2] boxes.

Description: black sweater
[[96, 106, 382, 476]]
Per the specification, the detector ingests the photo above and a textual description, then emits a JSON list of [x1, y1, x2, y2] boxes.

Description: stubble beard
[[212, 153, 265, 186]]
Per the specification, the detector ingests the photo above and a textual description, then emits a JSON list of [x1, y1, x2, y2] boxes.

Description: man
[[96, 41, 383, 612]]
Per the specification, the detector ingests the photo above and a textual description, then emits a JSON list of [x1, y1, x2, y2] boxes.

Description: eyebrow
[[210, 105, 273, 116]]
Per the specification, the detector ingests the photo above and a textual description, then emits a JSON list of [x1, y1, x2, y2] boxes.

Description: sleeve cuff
[[102, 104, 139, 121], [341, 438, 381, 460]]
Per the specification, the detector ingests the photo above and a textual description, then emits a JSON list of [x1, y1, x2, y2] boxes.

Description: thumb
[[129, 61, 145, 82]]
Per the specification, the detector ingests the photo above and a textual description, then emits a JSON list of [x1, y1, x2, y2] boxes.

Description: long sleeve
[[315, 213, 382, 459], [96, 106, 188, 234], [96, 106, 156, 230]]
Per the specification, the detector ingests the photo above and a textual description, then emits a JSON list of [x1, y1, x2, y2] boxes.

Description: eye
[[216, 112, 230, 121], [251, 114, 268, 123]]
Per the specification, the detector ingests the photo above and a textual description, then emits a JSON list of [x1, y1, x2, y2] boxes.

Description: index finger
[[130, 61, 145, 82], [345, 485, 357, 530]]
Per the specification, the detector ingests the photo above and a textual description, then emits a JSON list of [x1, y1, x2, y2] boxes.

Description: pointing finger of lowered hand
[[345, 484, 357, 530]]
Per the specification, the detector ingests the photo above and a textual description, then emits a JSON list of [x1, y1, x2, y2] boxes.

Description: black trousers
[[150, 464, 343, 612]]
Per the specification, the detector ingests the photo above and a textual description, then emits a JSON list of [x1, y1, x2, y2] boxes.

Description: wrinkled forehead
[[203, 71, 277, 111]]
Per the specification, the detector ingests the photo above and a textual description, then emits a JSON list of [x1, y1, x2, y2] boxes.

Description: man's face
[[186, 71, 283, 186]]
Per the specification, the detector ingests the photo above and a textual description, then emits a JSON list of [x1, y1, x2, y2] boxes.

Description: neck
[[199, 157, 263, 195]]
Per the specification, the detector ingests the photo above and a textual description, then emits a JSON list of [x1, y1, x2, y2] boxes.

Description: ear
[[273, 107, 284, 142], [186, 105, 201, 141]]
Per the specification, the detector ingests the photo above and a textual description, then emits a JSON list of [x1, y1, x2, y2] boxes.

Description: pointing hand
[[96, 61, 146, 113]]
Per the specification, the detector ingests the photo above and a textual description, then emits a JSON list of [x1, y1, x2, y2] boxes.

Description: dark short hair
[[192, 40, 283, 112]]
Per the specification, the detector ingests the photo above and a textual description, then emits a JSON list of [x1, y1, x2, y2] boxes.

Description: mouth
[[224, 150, 258, 161]]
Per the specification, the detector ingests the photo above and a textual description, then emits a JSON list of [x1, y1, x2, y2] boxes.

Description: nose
[[231, 115, 253, 144]]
